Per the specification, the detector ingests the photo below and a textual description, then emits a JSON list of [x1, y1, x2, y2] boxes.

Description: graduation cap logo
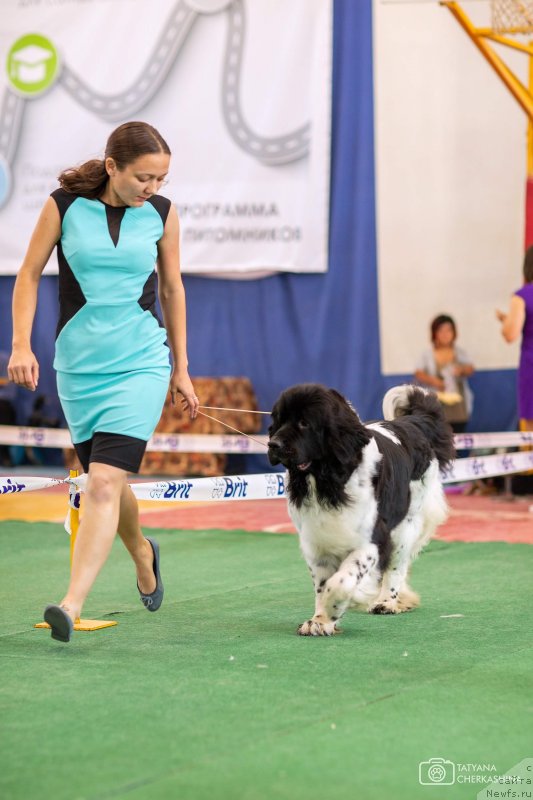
[[7, 34, 59, 97]]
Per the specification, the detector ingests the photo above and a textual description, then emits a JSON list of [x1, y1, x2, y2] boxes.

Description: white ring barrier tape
[[1, 425, 533, 452], [68, 471, 287, 501], [0, 426, 269, 453], [440, 450, 533, 484], [2, 451, 533, 501], [0, 476, 64, 494], [148, 432, 269, 453], [454, 431, 533, 449]]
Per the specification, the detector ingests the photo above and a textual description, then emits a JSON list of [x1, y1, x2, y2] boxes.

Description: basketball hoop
[[491, 0, 533, 34]]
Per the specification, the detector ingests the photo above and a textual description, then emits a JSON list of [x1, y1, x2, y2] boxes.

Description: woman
[[414, 314, 474, 433], [8, 121, 199, 643], [496, 246, 533, 433]]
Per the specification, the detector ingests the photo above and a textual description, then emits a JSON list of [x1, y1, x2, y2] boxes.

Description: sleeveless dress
[[51, 188, 171, 447], [515, 284, 533, 419]]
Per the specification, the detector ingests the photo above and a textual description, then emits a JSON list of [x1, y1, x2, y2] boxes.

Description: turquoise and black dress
[[51, 188, 172, 473]]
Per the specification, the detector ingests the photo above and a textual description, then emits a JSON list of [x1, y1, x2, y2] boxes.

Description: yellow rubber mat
[[0, 489, 179, 523]]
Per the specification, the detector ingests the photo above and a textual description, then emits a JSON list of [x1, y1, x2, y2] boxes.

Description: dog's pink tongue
[[298, 462, 311, 471]]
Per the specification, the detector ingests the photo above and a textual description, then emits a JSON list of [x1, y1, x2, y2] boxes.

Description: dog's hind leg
[[370, 472, 446, 615], [369, 522, 421, 614], [298, 544, 379, 636]]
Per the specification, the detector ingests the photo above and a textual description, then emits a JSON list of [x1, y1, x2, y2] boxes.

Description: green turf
[[0, 522, 532, 800]]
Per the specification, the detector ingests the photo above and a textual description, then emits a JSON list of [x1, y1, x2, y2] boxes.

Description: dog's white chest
[[289, 468, 379, 562]]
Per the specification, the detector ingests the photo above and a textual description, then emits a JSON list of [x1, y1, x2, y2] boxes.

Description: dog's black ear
[[329, 388, 354, 410], [309, 388, 371, 508], [325, 389, 370, 469], [328, 388, 360, 423], [268, 400, 280, 435]]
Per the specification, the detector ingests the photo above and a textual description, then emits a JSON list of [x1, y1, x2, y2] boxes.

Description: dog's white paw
[[370, 586, 420, 615], [397, 588, 420, 611], [297, 618, 339, 636], [370, 599, 416, 615]]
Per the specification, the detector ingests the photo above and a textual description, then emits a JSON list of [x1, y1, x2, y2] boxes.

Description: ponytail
[[56, 121, 170, 199], [58, 159, 108, 199]]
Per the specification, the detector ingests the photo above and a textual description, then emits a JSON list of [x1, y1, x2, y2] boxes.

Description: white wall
[[374, 0, 525, 373]]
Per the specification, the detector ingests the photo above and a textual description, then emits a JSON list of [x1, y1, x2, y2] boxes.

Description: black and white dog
[[267, 384, 455, 636]]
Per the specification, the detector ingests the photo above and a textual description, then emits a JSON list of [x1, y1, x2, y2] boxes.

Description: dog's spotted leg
[[370, 568, 403, 614], [320, 544, 379, 621], [298, 546, 379, 636], [370, 565, 420, 614], [298, 558, 340, 636]]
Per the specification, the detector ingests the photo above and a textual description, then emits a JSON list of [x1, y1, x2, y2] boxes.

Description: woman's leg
[[59, 462, 127, 621], [116, 483, 156, 595]]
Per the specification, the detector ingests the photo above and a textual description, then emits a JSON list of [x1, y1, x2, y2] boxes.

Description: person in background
[[496, 246, 533, 434], [0, 350, 17, 466], [8, 121, 199, 643], [414, 314, 475, 433]]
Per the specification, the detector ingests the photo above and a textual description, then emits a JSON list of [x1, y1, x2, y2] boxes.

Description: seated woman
[[414, 314, 474, 433]]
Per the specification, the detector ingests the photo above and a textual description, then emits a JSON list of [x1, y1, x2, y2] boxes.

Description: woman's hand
[[497, 296, 525, 343], [169, 370, 199, 419], [8, 346, 39, 391]]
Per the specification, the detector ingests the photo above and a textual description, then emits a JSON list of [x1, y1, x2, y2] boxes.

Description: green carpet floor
[[0, 521, 532, 800]]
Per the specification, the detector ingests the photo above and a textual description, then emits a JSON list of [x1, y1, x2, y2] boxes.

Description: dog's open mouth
[[297, 462, 312, 471]]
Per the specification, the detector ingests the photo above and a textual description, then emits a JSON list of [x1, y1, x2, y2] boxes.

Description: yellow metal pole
[[68, 469, 81, 624], [442, 1, 533, 120], [69, 468, 79, 568], [528, 45, 533, 177]]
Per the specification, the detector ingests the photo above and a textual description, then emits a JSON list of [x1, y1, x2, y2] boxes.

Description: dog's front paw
[[297, 618, 339, 636]]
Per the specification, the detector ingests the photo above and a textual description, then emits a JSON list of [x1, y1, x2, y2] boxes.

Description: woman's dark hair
[[58, 121, 171, 198], [523, 246, 533, 284], [430, 314, 457, 343]]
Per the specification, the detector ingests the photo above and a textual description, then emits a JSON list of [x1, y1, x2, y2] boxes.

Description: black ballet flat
[[43, 604, 74, 643], [138, 537, 164, 612]]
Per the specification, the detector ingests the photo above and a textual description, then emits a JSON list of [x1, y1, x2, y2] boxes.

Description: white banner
[[0, 0, 332, 276]]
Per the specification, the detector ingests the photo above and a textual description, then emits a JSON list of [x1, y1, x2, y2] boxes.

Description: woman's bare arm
[[9, 197, 60, 390]]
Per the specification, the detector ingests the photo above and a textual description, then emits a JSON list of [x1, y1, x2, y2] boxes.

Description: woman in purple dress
[[497, 246, 533, 431]]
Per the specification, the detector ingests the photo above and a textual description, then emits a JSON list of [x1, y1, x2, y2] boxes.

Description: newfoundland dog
[[268, 384, 455, 636]]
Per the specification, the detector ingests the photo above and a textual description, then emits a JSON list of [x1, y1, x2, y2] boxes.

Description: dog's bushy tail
[[382, 385, 455, 470]]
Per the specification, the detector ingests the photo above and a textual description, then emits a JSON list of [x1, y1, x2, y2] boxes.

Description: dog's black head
[[268, 383, 371, 508]]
